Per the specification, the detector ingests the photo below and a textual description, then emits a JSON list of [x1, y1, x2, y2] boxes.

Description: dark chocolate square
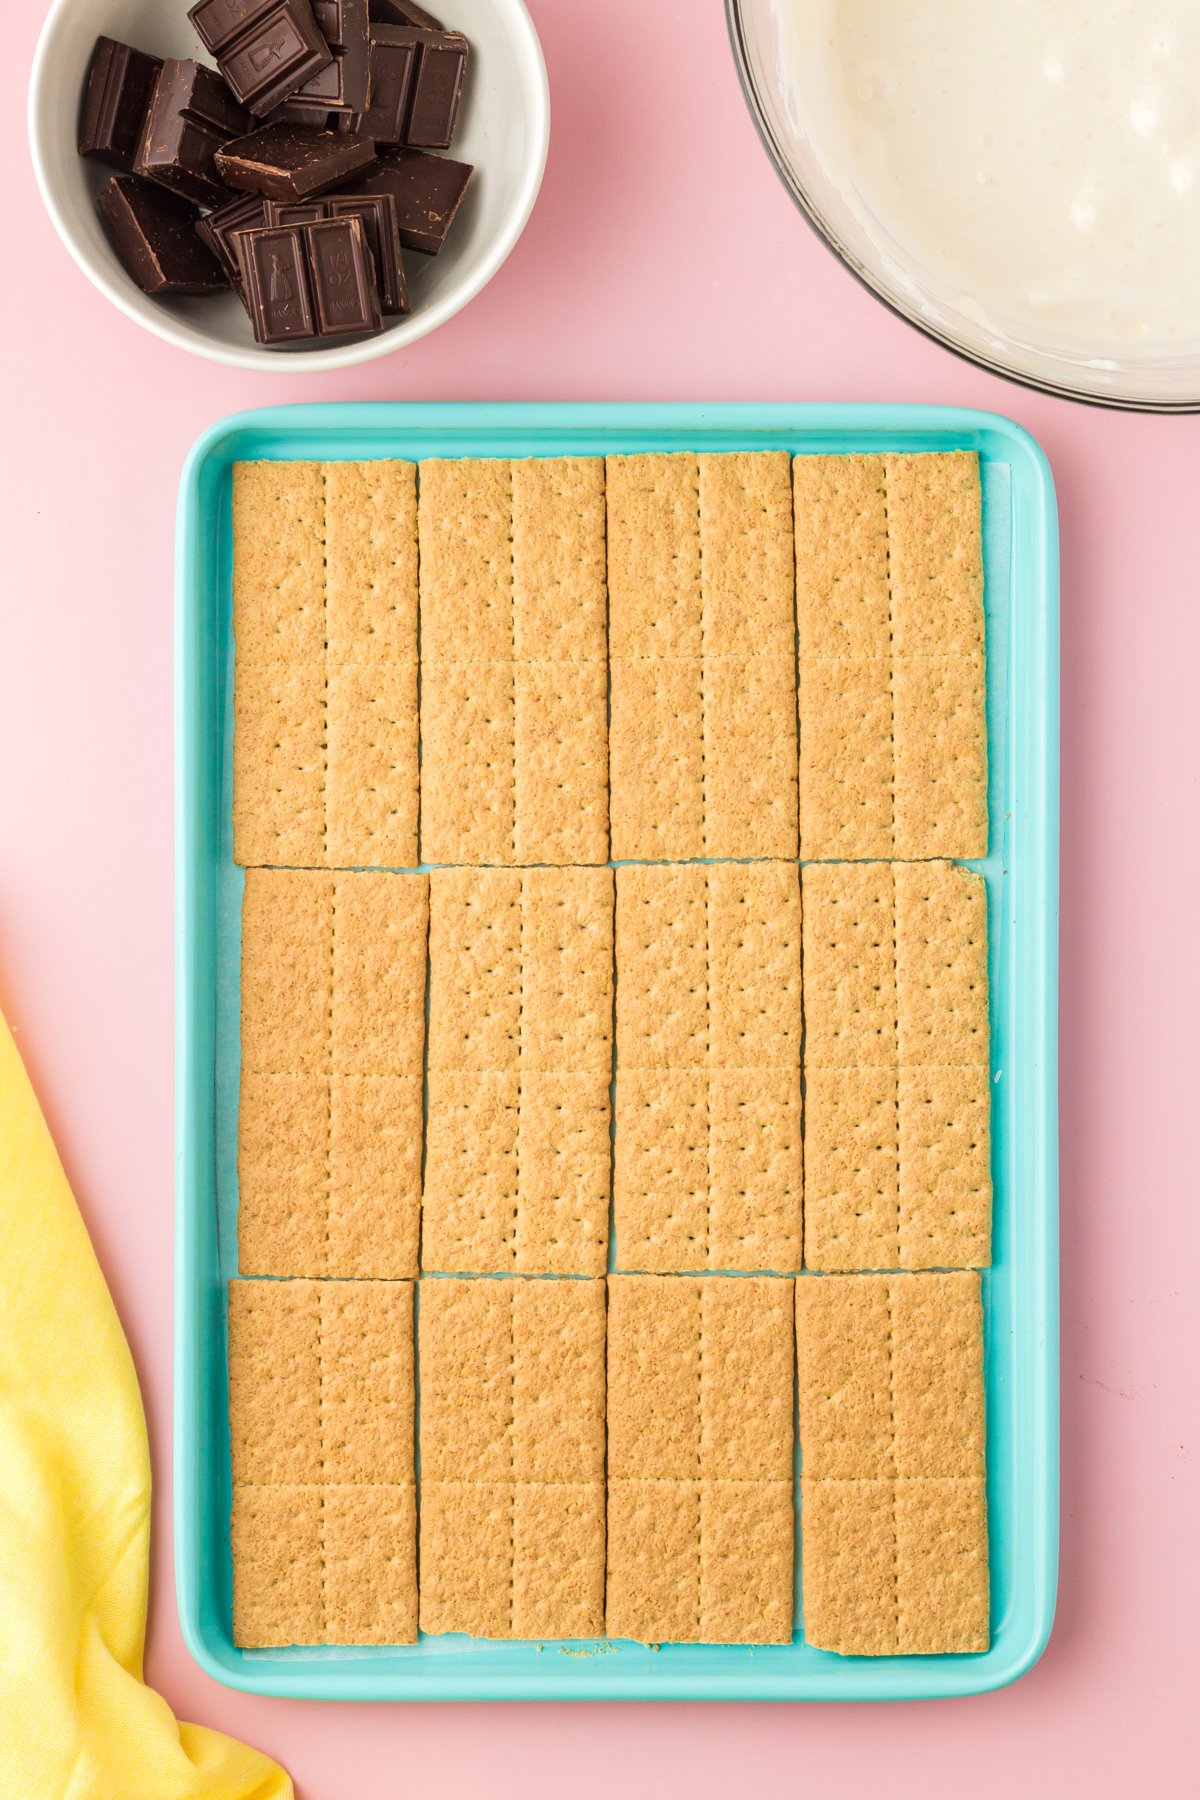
[[98, 174, 228, 294], [345, 146, 471, 253], [305, 214, 382, 334], [237, 223, 318, 340], [78, 37, 163, 171], [403, 29, 467, 148], [344, 26, 417, 144], [215, 122, 376, 199], [188, 0, 334, 117], [134, 59, 251, 207]]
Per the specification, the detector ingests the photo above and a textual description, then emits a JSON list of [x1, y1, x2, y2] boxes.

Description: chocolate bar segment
[[285, 0, 370, 115], [345, 26, 417, 144], [196, 191, 271, 278], [134, 59, 251, 206], [328, 192, 408, 312], [215, 122, 376, 198], [236, 216, 385, 341], [78, 37, 163, 170], [270, 191, 409, 311], [98, 175, 228, 294], [237, 223, 317, 340], [188, 0, 333, 117], [345, 146, 471, 253], [265, 200, 328, 225], [403, 28, 467, 148], [306, 214, 382, 334], [346, 23, 466, 147]]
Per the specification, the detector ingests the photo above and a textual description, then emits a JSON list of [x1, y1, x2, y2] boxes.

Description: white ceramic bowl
[[29, 0, 549, 371]]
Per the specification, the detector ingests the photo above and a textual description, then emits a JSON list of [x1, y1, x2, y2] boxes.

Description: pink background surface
[[6, 1, 1199, 1794]]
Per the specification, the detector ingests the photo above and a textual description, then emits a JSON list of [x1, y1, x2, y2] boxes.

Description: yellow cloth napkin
[[0, 1011, 292, 1800]]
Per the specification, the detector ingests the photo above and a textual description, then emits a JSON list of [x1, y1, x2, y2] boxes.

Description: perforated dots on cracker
[[231, 459, 420, 869], [801, 860, 992, 1271], [613, 861, 802, 1272], [418, 1277, 607, 1639], [606, 451, 798, 861], [237, 868, 428, 1281], [423, 865, 613, 1274], [606, 1274, 795, 1644], [794, 450, 987, 861], [227, 1278, 416, 1648], [418, 456, 609, 865], [796, 1271, 989, 1656]]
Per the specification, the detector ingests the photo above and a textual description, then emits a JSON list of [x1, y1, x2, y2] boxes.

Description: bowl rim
[[725, 0, 1200, 414], [27, 0, 550, 373]]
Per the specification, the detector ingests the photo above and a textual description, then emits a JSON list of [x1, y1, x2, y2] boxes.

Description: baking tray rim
[[174, 400, 1060, 1702]]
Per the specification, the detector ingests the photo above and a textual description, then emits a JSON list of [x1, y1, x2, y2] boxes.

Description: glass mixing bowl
[[727, 0, 1200, 411]]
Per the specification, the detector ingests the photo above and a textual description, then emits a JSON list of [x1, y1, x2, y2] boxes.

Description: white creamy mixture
[[778, 0, 1200, 347]]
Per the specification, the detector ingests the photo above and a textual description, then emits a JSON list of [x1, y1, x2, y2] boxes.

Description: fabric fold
[[0, 1011, 291, 1800]]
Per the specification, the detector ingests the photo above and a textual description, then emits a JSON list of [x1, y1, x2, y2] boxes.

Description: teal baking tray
[[175, 402, 1059, 1701]]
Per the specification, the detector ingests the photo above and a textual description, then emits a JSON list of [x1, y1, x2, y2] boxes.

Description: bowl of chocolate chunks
[[29, 0, 548, 367]]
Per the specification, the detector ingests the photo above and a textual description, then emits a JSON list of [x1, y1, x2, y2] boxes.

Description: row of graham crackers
[[230, 450, 987, 869], [229, 1270, 988, 1654], [237, 857, 991, 1281]]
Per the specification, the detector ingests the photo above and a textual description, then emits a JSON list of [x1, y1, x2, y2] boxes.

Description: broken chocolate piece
[[343, 145, 471, 253], [215, 122, 376, 198], [195, 191, 271, 278], [306, 214, 382, 333], [188, 0, 333, 117], [270, 190, 409, 311], [403, 28, 467, 148], [134, 59, 251, 207], [78, 37, 163, 171], [97, 174, 228, 294]]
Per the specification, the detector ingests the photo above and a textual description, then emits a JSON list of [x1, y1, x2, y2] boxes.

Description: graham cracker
[[418, 456, 609, 865], [614, 862, 802, 1271], [605, 1480, 704, 1644], [324, 460, 420, 662], [796, 1271, 988, 1655], [325, 657, 419, 870], [801, 860, 991, 1271], [423, 866, 613, 1275], [512, 457, 608, 655], [608, 653, 705, 860], [419, 657, 516, 866], [231, 461, 327, 674], [322, 1483, 419, 1646], [231, 459, 420, 869], [229, 1484, 324, 1647], [324, 460, 419, 867], [237, 868, 427, 1280], [605, 1274, 794, 1644], [232, 658, 326, 870], [606, 452, 798, 860], [240, 868, 332, 1074], [794, 450, 987, 860], [418, 1277, 607, 1639], [514, 656, 609, 863], [892, 1478, 990, 1654], [227, 1277, 416, 1647]]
